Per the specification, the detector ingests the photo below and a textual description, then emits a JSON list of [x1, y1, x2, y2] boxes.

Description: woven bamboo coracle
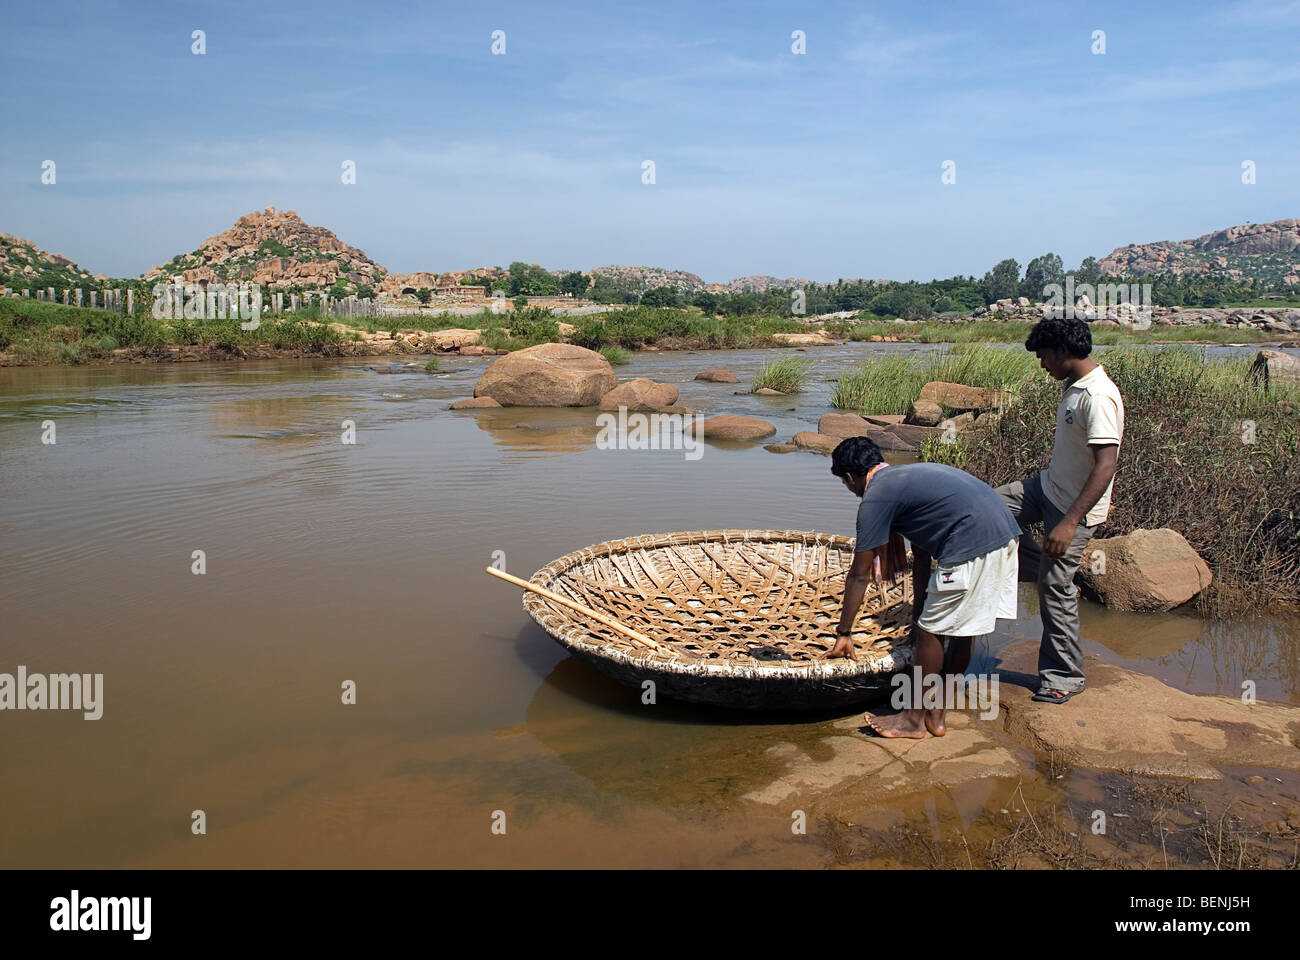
[[522, 529, 915, 710]]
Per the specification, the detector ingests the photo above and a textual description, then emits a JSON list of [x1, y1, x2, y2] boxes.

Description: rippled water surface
[[1, 345, 1297, 867]]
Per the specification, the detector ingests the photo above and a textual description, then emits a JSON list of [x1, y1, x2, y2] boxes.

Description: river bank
[[3, 297, 1298, 367], [2, 352, 1298, 868]]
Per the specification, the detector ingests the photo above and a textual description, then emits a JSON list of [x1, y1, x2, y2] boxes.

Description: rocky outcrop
[[1077, 528, 1213, 612], [712, 274, 815, 295], [0, 233, 92, 286], [588, 265, 813, 296], [690, 415, 776, 441], [144, 207, 386, 291], [1100, 219, 1300, 277], [473, 343, 616, 406], [598, 378, 679, 411]]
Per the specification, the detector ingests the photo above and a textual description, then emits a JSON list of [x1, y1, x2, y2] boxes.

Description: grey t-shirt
[[855, 462, 1021, 565]]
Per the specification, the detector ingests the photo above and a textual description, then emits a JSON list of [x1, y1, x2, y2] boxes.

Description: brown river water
[[2, 344, 1298, 868]]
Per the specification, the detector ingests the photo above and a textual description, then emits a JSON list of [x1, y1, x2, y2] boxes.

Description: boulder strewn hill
[[0, 233, 99, 290], [587, 265, 814, 295], [144, 206, 389, 293], [1100, 218, 1300, 287]]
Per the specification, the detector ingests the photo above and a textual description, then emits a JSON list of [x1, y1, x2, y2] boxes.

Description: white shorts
[[916, 538, 1019, 637]]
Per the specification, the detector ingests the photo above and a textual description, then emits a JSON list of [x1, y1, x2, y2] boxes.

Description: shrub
[[599, 345, 630, 365], [507, 308, 560, 345], [751, 356, 813, 393]]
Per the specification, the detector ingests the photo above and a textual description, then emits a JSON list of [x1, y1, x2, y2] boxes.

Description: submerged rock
[[741, 712, 1023, 806], [450, 396, 501, 409], [694, 369, 739, 383]]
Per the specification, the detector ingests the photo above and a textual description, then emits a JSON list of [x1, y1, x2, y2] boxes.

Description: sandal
[[1032, 688, 1080, 704]]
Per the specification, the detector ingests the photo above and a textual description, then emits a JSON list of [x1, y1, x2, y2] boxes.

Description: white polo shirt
[[1040, 364, 1124, 527]]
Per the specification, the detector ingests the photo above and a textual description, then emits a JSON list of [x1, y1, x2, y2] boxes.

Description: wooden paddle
[[484, 566, 671, 654]]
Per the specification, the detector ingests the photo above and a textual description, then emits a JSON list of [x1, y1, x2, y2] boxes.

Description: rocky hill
[[17, 208, 1300, 298], [587, 265, 813, 295], [144, 207, 389, 293], [1100, 218, 1300, 287], [0, 233, 99, 290]]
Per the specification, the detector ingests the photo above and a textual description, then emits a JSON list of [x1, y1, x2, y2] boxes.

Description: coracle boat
[[519, 529, 915, 711]]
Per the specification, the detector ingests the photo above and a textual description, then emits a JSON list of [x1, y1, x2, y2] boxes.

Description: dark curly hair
[[830, 436, 884, 478], [1025, 317, 1092, 358]]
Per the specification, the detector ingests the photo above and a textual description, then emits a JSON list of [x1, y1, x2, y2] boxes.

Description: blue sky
[[2, 0, 1297, 281]]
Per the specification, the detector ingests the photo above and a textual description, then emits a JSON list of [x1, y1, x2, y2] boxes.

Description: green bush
[[751, 356, 813, 393], [507, 308, 560, 345]]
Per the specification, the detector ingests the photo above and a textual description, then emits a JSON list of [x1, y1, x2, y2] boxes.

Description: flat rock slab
[[996, 640, 1300, 780], [741, 712, 1023, 806]]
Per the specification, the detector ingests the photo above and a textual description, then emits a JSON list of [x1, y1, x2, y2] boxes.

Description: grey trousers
[[995, 476, 1094, 694]]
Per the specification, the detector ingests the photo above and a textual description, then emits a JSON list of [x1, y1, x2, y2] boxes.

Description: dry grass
[[931, 346, 1300, 616]]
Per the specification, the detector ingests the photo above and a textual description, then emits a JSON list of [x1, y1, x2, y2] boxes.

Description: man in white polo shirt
[[997, 317, 1124, 704]]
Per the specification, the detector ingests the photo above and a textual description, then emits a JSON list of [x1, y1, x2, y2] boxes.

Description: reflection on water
[[0, 348, 1296, 868]]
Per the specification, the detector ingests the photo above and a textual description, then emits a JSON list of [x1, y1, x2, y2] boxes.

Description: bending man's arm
[[823, 548, 877, 660]]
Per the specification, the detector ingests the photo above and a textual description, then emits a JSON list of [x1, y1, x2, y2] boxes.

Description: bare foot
[[864, 710, 928, 739], [924, 709, 946, 737]]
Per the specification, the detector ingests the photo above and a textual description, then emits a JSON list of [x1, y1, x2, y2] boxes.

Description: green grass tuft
[[751, 356, 813, 393]]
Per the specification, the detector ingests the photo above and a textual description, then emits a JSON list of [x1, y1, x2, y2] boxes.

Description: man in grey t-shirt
[[825, 437, 1021, 738]]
